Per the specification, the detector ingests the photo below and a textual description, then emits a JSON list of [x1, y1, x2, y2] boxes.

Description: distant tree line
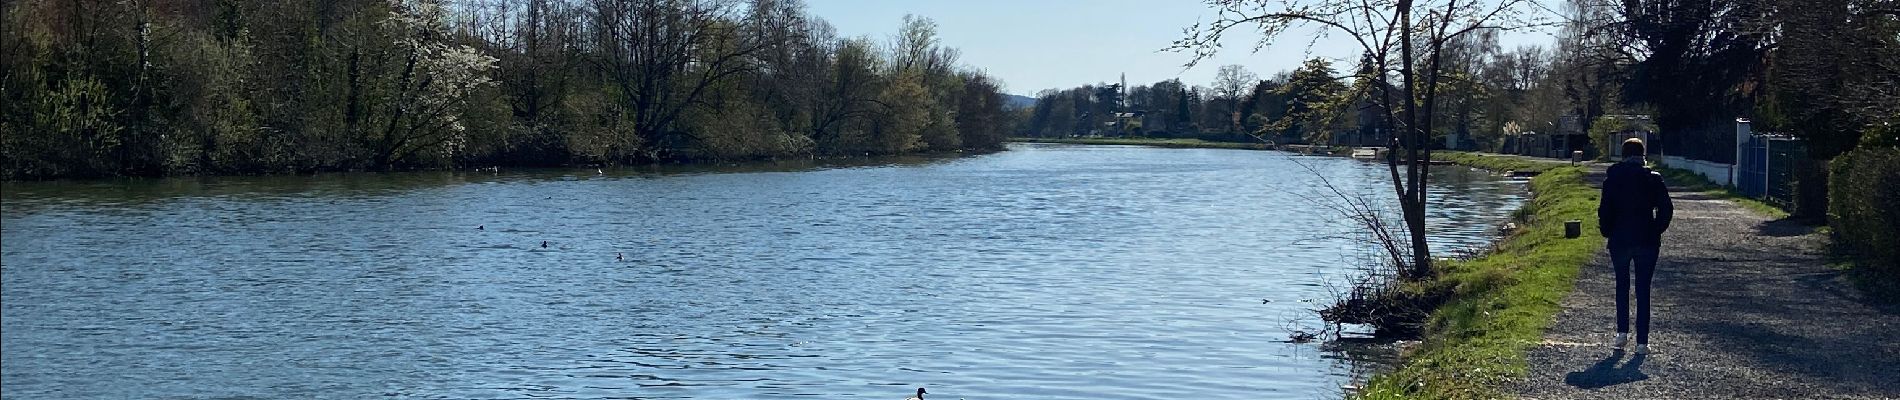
[[1019, 59, 1369, 146], [1019, 28, 1641, 152], [0, 0, 1014, 179], [1021, 0, 1897, 161]]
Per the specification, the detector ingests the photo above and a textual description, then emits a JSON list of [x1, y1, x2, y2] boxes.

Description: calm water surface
[[2, 144, 1527, 399]]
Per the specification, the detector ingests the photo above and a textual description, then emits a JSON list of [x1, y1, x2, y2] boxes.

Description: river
[[1, 143, 1528, 399]]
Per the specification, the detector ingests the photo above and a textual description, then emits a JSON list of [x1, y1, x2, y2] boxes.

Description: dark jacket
[[1598, 161, 1674, 248]]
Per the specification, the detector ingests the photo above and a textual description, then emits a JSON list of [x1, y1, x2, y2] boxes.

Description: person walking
[[1598, 138, 1674, 354]]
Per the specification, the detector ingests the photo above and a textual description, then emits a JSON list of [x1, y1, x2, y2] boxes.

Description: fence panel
[[1765, 138, 1806, 208], [1737, 135, 1769, 198]]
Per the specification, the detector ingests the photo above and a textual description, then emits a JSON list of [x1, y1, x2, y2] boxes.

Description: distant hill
[[1005, 94, 1037, 109]]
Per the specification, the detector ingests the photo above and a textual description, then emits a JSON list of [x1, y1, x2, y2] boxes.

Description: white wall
[[1659, 155, 1733, 187]]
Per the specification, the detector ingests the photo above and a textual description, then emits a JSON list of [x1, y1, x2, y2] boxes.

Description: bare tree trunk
[[1394, 0, 1437, 279]]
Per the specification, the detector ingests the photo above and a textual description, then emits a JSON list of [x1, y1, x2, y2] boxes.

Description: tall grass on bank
[[1357, 165, 1603, 399]]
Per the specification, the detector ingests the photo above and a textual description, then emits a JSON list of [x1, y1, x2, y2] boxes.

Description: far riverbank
[[0, 148, 998, 183], [1008, 137, 1275, 151]]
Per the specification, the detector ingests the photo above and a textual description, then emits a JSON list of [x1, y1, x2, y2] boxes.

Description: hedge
[[1828, 146, 1900, 277]]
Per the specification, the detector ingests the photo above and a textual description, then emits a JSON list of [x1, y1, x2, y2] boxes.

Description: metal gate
[[1765, 138, 1807, 208], [1735, 134, 1805, 205], [1737, 135, 1769, 198]]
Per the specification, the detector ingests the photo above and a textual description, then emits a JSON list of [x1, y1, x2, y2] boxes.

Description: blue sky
[[805, 0, 1560, 97]]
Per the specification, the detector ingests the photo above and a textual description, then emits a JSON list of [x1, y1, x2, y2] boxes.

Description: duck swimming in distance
[[905, 387, 926, 400]]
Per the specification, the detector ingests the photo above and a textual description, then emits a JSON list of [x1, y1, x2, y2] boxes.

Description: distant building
[[1334, 95, 1395, 147], [1600, 114, 1655, 158], [1505, 131, 1553, 157], [1108, 111, 1145, 136], [1098, 73, 1138, 136]]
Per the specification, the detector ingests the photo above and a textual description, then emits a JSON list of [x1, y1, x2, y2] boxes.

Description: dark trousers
[[1610, 246, 1659, 344]]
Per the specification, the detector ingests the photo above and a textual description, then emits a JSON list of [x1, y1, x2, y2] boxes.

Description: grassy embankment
[[1356, 152, 1600, 399], [1430, 151, 1567, 175], [1652, 168, 1791, 218], [1007, 137, 1272, 150], [1437, 151, 1785, 218], [1438, 151, 1787, 219]]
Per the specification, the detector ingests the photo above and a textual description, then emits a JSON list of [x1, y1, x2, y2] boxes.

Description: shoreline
[[0, 148, 1001, 183], [1354, 152, 1601, 399], [1008, 137, 1280, 151], [1007, 137, 1418, 159], [1003, 143, 1593, 398]]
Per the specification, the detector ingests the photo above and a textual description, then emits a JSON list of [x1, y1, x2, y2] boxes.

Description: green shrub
[[1828, 147, 1900, 277]]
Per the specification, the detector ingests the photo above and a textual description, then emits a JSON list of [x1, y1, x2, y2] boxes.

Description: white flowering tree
[[364, 0, 499, 169]]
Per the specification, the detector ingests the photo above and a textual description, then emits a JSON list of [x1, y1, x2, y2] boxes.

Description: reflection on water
[[1, 143, 1526, 399]]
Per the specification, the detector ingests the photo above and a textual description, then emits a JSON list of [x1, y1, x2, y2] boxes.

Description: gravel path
[[1513, 170, 1900, 399]]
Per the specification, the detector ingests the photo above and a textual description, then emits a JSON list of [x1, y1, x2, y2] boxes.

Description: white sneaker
[[1634, 344, 1650, 355], [1613, 333, 1628, 348]]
